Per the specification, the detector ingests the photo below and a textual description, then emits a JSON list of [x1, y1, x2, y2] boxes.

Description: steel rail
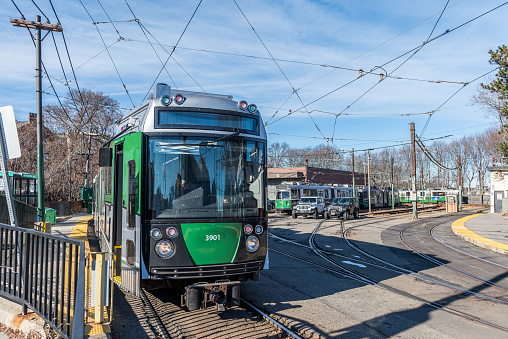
[[399, 223, 508, 296], [241, 298, 303, 339], [338, 215, 508, 303], [429, 224, 508, 270], [270, 245, 508, 332], [141, 283, 298, 338], [140, 288, 172, 339], [270, 220, 503, 301], [304, 220, 508, 333]]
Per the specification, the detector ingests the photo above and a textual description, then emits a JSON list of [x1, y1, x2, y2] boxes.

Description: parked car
[[324, 197, 359, 220], [292, 197, 325, 219]]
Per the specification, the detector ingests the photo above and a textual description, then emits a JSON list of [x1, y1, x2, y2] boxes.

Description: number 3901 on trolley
[[92, 83, 268, 310]]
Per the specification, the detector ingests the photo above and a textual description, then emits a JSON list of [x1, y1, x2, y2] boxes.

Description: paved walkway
[[451, 212, 508, 255], [0, 214, 111, 338]]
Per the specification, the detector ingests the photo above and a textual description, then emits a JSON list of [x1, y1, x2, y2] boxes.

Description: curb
[[451, 214, 508, 255]]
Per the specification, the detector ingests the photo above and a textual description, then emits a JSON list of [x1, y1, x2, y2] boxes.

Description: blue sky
[[1, 0, 506, 152]]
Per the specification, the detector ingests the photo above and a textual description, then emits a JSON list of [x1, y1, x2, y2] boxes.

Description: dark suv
[[324, 197, 359, 220]]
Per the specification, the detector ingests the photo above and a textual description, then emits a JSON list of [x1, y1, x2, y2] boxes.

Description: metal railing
[[0, 195, 37, 229], [0, 222, 85, 338]]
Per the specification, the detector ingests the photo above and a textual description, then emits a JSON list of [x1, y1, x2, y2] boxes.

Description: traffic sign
[[0, 106, 21, 159]]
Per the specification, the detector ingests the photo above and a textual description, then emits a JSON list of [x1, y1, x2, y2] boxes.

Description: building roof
[[487, 165, 508, 172], [267, 171, 304, 179]]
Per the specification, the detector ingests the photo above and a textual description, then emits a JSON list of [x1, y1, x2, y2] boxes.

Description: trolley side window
[[278, 191, 290, 199], [127, 160, 138, 229]]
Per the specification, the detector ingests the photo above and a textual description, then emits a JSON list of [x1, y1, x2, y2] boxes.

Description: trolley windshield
[[147, 136, 265, 219]]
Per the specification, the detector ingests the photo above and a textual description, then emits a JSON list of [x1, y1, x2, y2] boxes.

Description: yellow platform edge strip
[[70, 216, 112, 335], [452, 214, 508, 251]]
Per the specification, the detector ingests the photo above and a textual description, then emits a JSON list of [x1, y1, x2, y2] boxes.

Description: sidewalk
[[0, 214, 111, 339], [451, 213, 508, 255]]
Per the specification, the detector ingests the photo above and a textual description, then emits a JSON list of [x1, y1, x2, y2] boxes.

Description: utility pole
[[421, 161, 424, 208], [69, 157, 72, 203], [391, 157, 394, 210], [367, 149, 371, 213], [11, 16, 63, 230], [352, 148, 355, 197], [458, 155, 462, 211], [410, 122, 418, 219]]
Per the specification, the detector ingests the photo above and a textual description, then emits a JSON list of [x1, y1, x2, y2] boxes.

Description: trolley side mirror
[[99, 147, 112, 167]]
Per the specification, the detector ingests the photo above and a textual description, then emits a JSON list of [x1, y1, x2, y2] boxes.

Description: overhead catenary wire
[[16, 6, 83, 133], [233, 0, 328, 142], [121, 0, 178, 89], [266, 2, 508, 132], [416, 134, 458, 170], [329, 0, 450, 142], [29, 0, 49, 21], [42, 91, 129, 110], [264, 0, 465, 125], [420, 67, 499, 136], [136, 21, 207, 92], [96, 0, 123, 39], [122, 38, 467, 86], [10, 0, 25, 19], [78, 0, 135, 107], [48, 0, 93, 129], [143, 0, 204, 102], [44, 40, 121, 92]]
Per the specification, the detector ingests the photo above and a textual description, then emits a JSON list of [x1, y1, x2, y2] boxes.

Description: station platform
[[0, 214, 111, 338], [452, 212, 508, 255]]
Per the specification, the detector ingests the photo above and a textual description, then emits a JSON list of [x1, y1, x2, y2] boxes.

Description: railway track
[[399, 222, 508, 296], [267, 210, 508, 335], [138, 287, 301, 339]]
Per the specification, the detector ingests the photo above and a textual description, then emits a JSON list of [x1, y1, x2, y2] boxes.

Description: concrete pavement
[[451, 212, 508, 255]]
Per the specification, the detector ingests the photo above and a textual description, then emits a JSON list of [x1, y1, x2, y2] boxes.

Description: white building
[[487, 165, 508, 213]]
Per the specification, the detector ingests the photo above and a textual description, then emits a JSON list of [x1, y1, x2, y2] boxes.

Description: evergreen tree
[[480, 45, 508, 159]]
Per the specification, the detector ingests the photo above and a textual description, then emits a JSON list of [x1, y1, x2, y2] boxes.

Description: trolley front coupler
[[183, 280, 241, 311]]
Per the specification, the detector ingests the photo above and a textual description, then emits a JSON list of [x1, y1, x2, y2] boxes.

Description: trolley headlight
[[150, 228, 162, 240], [244, 224, 253, 235], [255, 224, 263, 235], [174, 94, 185, 104], [166, 226, 178, 238], [155, 239, 175, 258], [247, 103, 257, 113], [246, 235, 260, 253], [238, 100, 248, 110], [160, 95, 172, 106]]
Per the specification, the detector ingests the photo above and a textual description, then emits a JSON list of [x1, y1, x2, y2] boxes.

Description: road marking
[[341, 261, 366, 268]]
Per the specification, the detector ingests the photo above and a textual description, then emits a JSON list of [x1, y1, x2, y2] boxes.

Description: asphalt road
[[242, 209, 508, 338]]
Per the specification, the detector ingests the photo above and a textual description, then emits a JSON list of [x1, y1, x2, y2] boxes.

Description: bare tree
[[268, 142, 290, 168], [8, 89, 122, 202]]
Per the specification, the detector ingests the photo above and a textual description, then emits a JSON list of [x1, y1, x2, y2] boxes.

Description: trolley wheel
[[230, 285, 240, 306], [324, 211, 330, 219], [313, 211, 318, 219], [354, 209, 359, 219], [292, 212, 297, 219], [343, 211, 349, 221], [187, 287, 200, 311]]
